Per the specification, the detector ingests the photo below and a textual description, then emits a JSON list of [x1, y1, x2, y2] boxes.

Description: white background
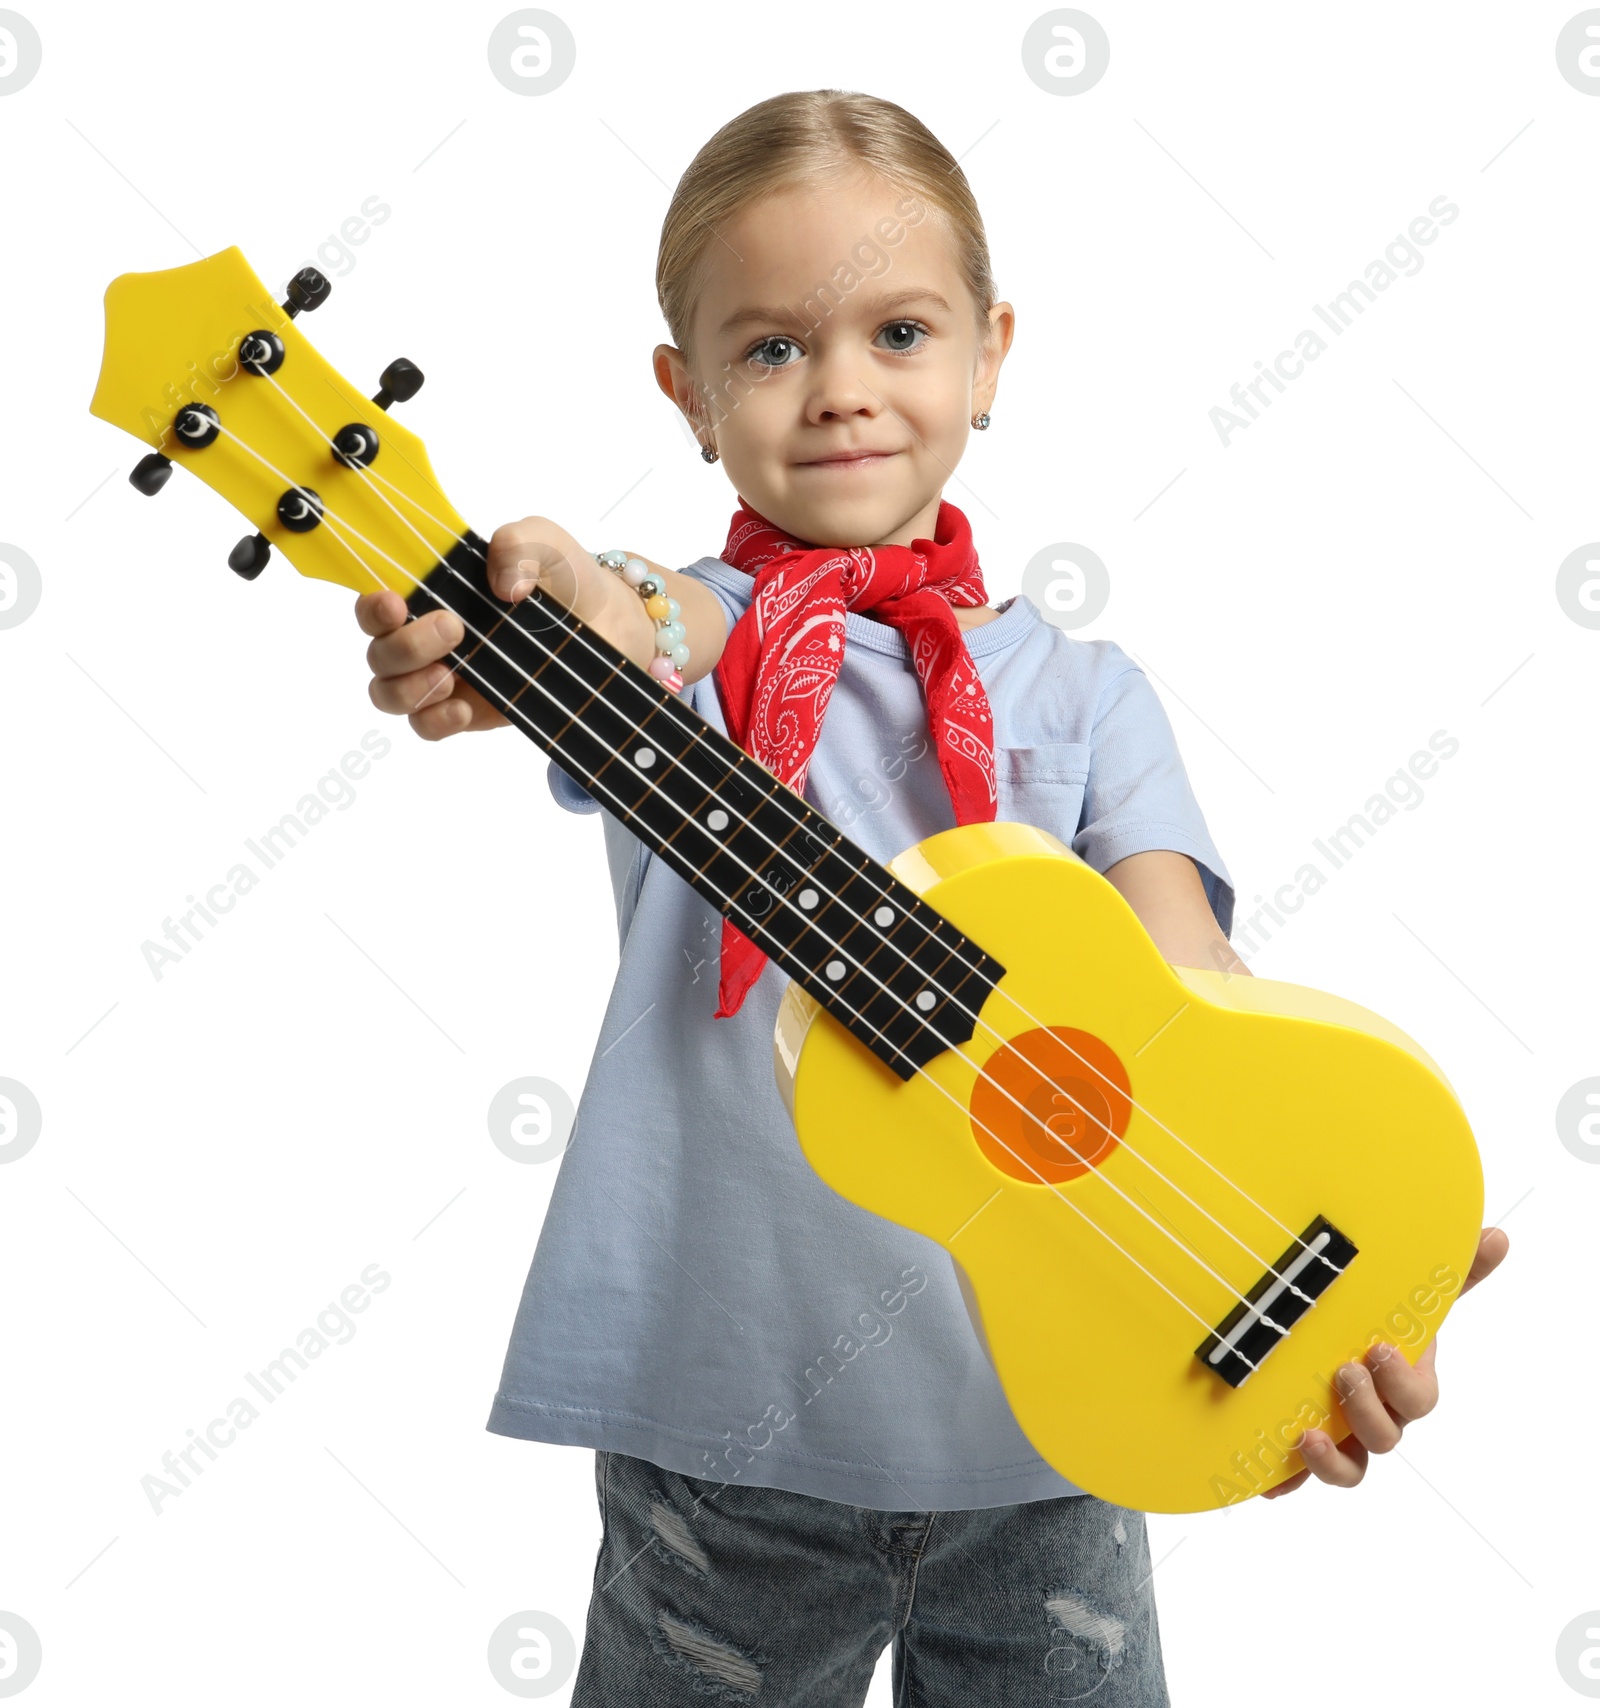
[[2, 1, 1596, 1701]]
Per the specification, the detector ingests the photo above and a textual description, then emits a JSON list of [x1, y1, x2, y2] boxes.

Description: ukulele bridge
[[1195, 1215, 1358, 1388]]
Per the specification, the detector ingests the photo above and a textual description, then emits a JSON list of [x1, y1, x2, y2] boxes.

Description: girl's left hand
[[1261, 1225, 1510, 1498]]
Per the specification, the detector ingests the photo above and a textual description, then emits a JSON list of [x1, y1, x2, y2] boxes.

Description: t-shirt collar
[[688, 556, 1040, 659]]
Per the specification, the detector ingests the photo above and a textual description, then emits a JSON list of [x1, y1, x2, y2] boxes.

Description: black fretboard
[[405, 532, 1006, 1079]]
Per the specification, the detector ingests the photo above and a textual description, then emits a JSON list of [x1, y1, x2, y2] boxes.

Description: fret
[[512, 641, 621, 753], [404, 532, 1007, 1077], [619, 695, 711, 856]]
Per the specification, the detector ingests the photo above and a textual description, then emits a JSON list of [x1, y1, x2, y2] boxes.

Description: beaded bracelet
[[594, 549, 689, 692]]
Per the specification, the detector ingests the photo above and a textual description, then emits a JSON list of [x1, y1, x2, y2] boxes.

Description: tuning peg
[[372, 358, 424, 411], [332, 423, 380, 468], [239, 330, 285, 376], [129, 452, 173, 496], [281, 267, 331, 319], [277, 487, 324, 532], [229, 533, 271, 580]]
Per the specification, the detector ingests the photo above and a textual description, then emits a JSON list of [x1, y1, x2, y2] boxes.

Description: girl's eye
[[745, 334, 802, 369], [876, 319, 929, 354]]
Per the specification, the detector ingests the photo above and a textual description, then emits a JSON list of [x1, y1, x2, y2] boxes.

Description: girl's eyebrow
[[716, 288, 954, 336]]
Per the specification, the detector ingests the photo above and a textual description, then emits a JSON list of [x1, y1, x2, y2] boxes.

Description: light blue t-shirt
[[485, 556, 1236, 1509]]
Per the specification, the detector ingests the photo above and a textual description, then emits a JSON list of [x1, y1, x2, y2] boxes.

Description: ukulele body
[[774, 820, 1484, 1514]]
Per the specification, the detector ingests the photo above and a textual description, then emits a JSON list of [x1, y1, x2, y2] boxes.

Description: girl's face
[[655, 168, 1014, 552]]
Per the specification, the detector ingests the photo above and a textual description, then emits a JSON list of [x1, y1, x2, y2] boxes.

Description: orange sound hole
[[969, 1027, 1133, 1184]]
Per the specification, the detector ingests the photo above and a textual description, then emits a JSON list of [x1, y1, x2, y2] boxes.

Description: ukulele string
[[243, 381, 1323, 1308], [214, 403, 1302, 1333], [378, 525, 1328, 1283], [251, 372, 1320, 1292], [311, 505, 1254, 1347], [314, 487, 1299, 1332]]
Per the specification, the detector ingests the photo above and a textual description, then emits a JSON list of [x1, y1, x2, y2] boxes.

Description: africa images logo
[[1209, 196, 1460, 448]]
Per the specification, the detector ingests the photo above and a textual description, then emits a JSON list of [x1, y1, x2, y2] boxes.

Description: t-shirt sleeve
[[1073, 658, 1236, 938], [546, 758, 602, 815]]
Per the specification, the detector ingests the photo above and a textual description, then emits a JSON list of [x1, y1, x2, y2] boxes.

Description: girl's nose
[[805, 371, 879, 423], [801, 343, 884, 423]]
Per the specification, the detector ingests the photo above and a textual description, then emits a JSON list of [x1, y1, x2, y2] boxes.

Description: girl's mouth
[[798, 451, 897, 471]]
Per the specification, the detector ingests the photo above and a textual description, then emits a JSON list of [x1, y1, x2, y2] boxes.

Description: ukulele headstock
[[89, 246, 469, 597]]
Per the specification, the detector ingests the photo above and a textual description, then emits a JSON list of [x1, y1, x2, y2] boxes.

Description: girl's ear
[[974, 301, 1016, 413], [653, 343, 692, 412], [654, 344, 719, 457]]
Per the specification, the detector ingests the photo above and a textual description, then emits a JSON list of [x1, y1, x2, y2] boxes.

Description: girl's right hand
[[354, 516, 639, 742]]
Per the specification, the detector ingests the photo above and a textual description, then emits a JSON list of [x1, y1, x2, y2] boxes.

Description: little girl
[[356, 88, 1501, 1708]]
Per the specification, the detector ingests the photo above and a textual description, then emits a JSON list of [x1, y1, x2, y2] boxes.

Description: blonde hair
[[657, 89, 998, 385]]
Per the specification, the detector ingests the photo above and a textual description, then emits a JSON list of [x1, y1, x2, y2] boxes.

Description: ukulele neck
[[405, 532, 1005, 1078]]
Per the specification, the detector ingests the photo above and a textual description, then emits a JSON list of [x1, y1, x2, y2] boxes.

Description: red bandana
[[710, 497, 998, 1017]]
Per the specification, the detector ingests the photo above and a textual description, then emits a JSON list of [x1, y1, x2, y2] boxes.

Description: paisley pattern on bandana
[[710, 497, 998, 1017]]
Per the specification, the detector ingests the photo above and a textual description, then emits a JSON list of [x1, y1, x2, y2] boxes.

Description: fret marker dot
[[706, 808, 729, 831], [873, 905, 894, 927], [798, 888, 819, 910], [916, 990, 936, 1011], [825, 959, 846, 981], [633, 747, 655, 768]]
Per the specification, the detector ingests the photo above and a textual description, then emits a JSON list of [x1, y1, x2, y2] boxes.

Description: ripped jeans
[[570, 1450, 1170, 1706]]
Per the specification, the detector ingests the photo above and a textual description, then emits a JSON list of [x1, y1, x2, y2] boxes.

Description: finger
[[1365, 1340, 1438, 1424], [409, 695, 476, 742], [366, 607, 464, 681], [485, 524, 611, 623], [491, 553, 542, 604], [1462, 1226, 1510, 1294], [353, 588, 410, 637], [369, 660, 457, 719], [484, 524, 572, 601], [491, 549, 586, 614], [1332, 1357, 1406, 1453], [1296, 1427, 1368, 1488], [1260, 1466, 1312, 1501]]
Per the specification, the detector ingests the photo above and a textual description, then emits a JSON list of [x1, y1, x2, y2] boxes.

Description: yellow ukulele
[[91, 247, 1485, 1514]]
